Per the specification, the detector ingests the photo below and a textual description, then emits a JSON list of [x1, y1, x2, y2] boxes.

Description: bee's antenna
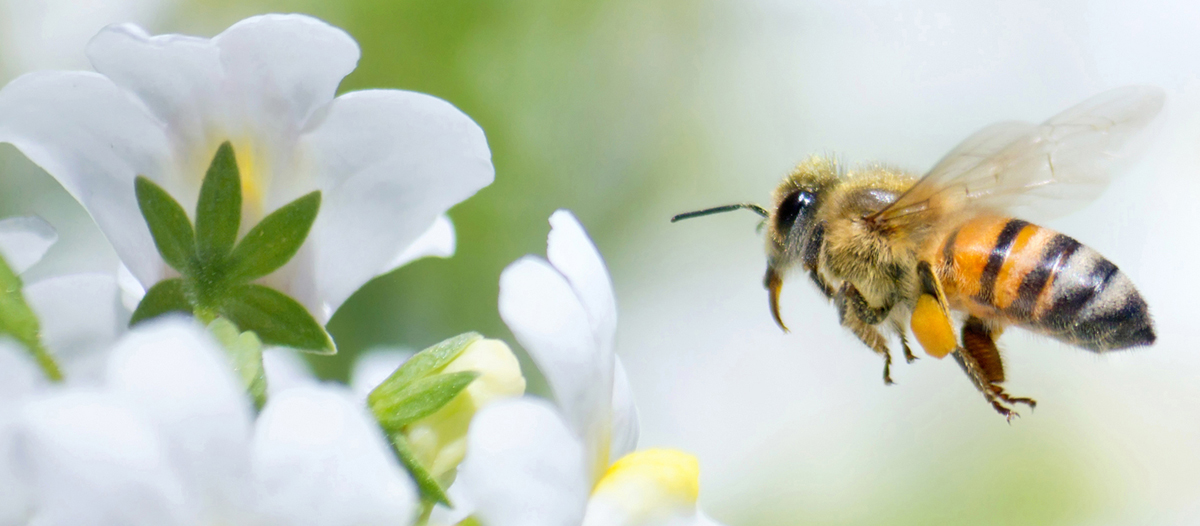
[[671, 204, 769, 222]]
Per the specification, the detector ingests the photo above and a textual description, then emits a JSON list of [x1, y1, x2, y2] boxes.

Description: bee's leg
[[910, 262, 959, 359], [892, 320, 917, 363], [808, 269, 834, 300], [956, 316, 1037, 421], [952, 349, 1017, 421], [804, 222, 835, 300], [836, 283, 896, 385]]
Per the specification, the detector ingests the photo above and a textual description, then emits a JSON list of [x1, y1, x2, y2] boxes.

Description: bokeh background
[[3, 0, 1200, 524]]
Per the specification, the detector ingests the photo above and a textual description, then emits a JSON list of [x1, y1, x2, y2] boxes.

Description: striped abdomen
[[930, 216, 1155, 351]]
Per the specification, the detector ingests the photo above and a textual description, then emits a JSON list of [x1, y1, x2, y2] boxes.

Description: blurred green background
[[3, 0, 1200, 524]]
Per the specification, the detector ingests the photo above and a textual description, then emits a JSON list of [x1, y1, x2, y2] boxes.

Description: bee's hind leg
[[837, 283, 896, 385], [892, 320, 918, 363], [955, 316, 1037, 421]]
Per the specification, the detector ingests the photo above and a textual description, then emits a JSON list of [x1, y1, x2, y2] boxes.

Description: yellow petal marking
[[232, 139, 266, 220], [593, 448, 700, 505]]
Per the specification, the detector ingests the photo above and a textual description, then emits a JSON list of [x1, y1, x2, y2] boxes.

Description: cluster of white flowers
[[0, 14, 725, 526]]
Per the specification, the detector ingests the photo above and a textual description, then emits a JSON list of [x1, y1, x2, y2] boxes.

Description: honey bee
[[673, 87, 1163, 419]]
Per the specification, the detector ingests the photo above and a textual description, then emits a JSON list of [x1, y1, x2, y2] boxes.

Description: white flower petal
[[610, 356, 640, 461], [499, 256, 613, 476], [0, 70, 173, 285], [0, 341, 41, 524], [457, 398, 590, 526], [18, 391, 194, 526], [0, 338, 43, 400], [349, 348, 411, 402], [583, 449, 703, 526], [294, 88, 493, 321], [23, 273, 125, 384], [262, 348, 317, 397], [0, 0, 166, 76], [215, 15, 359, 150], [387, 214, 456, 271], [252, 385, 417, 526], [0, 216, 56, 274], [116, 263, 144, 312], [85, 22, 224, 195], [105, 318, 254, 517], [546, 210, 617, 353]]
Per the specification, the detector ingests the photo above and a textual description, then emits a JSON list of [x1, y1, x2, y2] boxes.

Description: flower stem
[[414, 501, 434, 526]]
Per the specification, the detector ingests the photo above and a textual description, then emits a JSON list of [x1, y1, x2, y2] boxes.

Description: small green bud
[[404, 338, 526, 482]]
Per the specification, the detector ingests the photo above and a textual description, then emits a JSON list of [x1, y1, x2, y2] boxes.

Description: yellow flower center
[[592, 448, 700, 508], [232, 139, 267, 220]]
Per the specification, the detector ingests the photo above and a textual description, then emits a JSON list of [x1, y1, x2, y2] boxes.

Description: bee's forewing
[[869, 86, 1165, 228]]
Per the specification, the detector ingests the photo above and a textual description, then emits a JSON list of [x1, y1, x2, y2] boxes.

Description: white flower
[[0, 14, 492, 323], [0, 340, 45, 525], [0, 216, 126, 383], [453, 210, 722, 526], [0, 216, 57, 274], [13, 317, 418, 525]]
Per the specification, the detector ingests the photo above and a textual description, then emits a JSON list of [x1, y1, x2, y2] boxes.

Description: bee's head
[[766, 156, 839, 268], [669, 155, 839, 333], [761, 156, 839, 332]]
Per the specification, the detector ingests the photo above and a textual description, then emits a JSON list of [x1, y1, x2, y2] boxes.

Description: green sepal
[[0, 254, 60, 381], [372, 371, 479, 433], [208, 317, 267, 410], [219, 283, 334, 354], [129, 278, 192, 326], [135, 176, 195, 273], [194, 142, 242, 263], [224, 191, 320, 284], [369, 333, 481, 409], [389, 433, 452, 506]]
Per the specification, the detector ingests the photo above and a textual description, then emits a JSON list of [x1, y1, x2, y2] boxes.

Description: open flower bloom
[[9, 318, 417, 525], [0, 14, 493, 323], [454, 210, 722, 526]]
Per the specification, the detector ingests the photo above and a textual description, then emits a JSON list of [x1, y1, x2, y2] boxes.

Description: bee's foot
[[990, 400, 1020, 422], [994, 387, 1037, 409]]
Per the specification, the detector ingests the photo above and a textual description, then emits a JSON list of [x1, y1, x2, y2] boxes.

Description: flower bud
[[405, 338, 525, 482]]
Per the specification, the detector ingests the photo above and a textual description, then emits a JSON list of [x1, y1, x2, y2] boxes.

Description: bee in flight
[[673, 86, 1163, 420]]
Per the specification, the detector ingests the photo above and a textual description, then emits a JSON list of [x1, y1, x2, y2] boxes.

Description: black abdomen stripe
[[1035, 244, 1155, 351], [976, 219, 1029, 305], [1007, 234, 1080, 319]]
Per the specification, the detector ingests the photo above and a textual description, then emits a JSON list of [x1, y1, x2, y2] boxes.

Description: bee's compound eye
[[776, 190, 815, 230]]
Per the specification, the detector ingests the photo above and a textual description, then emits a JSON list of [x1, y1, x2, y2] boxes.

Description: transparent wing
[[869, 86, 1165, 228]]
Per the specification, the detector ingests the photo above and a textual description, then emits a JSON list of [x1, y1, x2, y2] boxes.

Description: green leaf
[[208, 317, 267, 410], [372, 371, 478, 433], [0, 254, 60, 381], [194, 142, 241, 263], [368, 333, 481, 409], [135, 176, 195, 273], [129, 278, 192, 326], [224, 191, 320, 283], [388, 433, 451, 506], [219, 283, 334, 354]]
